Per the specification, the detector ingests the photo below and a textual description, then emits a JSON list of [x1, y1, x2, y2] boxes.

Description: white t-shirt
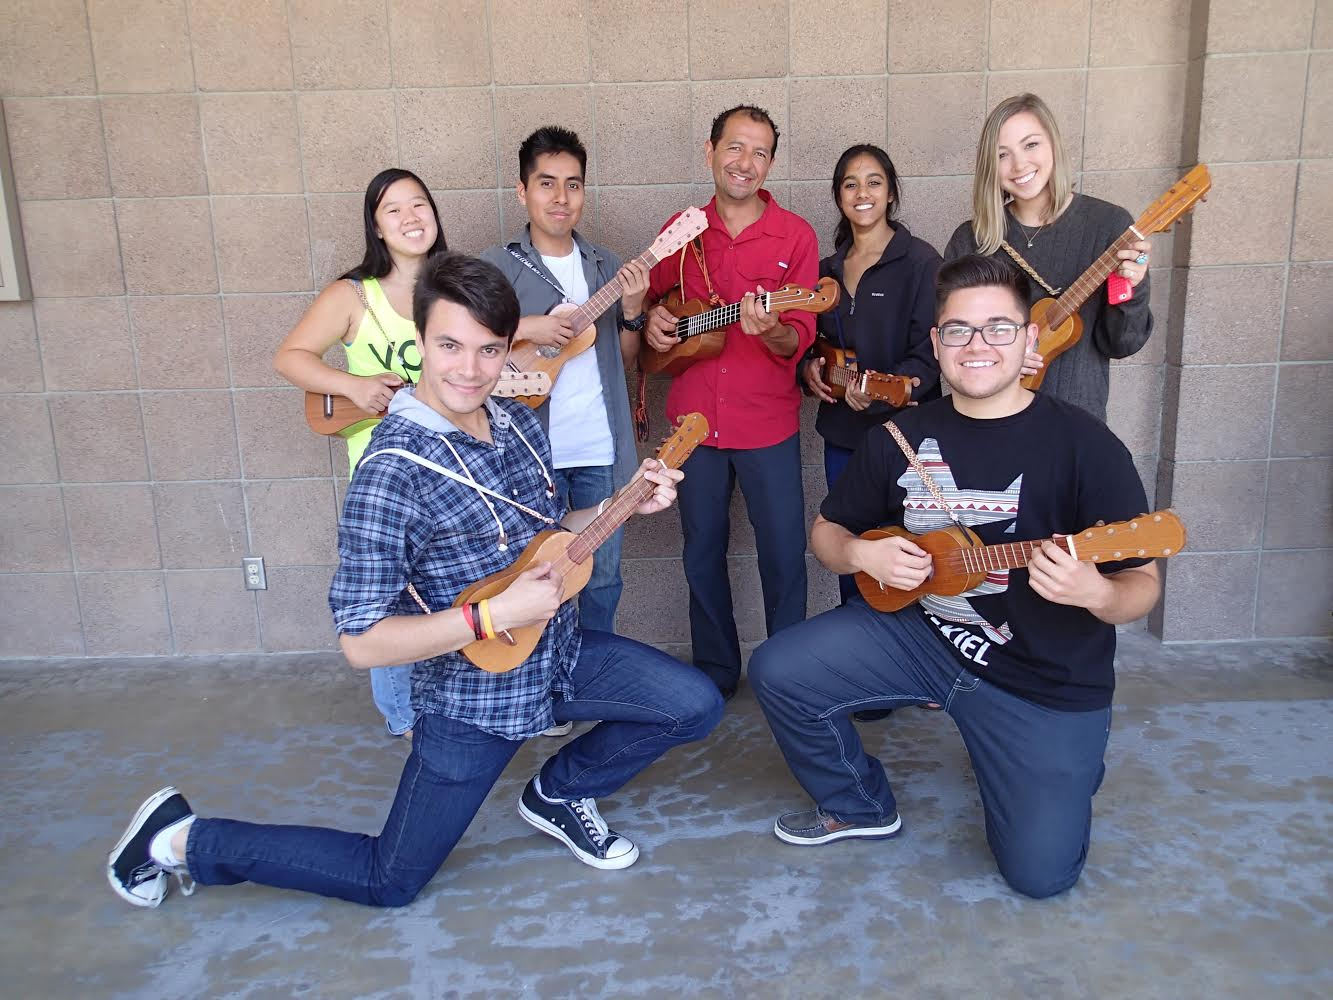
[[540, 250, 615, 469]]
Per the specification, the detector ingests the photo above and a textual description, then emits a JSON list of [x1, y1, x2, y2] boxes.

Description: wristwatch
[[620, 312, 647, 332]]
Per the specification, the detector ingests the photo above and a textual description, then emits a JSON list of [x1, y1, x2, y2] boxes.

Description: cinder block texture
[[166, 569, 261, 653], [298, 92, 397, 194], [1090, 0, 1191, 66], [4, 98, 110, 200], [1256, 550, 1333, 637], [689, 1, 788, 80], [1198, 53, 1308, 163], [0, 304, 42, 393], [1281, 264, 1333, 362], [188, 0, 293, 91], [0, 0, 96, 97], [889, 0, 987, 72], [288, 0, 390, 90], [78, 571, 173, 655], [19, 201, 123, 297], [88, 0, 194, 93], [132, 296, 230, 390], [0, 574, 83, 656], [64, 483, 160, 571], [0, 486, 70, 572], [389, 0, 490, 87], [102, 95, 206, 198], [0, 397, 58, 484], [989, 0, 1091, 71], [115, 197, 218, 295], [200, 93, 303, 195], [35, 297, 135, 392], [1207, 0, 1316, 52], [790, 0, 887, 77]]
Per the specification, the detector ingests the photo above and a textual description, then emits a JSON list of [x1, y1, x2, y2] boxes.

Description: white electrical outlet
[[242, 556, 267, 591]]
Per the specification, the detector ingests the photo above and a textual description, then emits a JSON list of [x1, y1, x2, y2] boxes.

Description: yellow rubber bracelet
[[478, 599, 497, 640]]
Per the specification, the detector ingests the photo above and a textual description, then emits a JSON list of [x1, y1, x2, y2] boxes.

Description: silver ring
[[1134, 253, 1148, 265]]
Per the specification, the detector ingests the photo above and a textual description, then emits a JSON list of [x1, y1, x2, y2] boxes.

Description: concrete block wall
[[0, 0, 1326, 658]]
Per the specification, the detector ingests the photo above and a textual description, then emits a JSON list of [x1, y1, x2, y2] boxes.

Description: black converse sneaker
[[107, 786, 195, 907], [774, 807, 902, 846], [517, 776, 639, 870]]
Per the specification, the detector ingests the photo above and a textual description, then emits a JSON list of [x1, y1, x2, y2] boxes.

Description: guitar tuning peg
[[1096, 520, 1106, 526]]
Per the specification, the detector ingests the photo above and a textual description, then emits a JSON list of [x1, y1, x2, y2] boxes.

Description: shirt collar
[[704, 189, 776, 243], [507, 225, 601, 264]]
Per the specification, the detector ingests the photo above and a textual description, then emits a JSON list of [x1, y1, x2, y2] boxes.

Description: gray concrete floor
[[2, 631, 1330, 999]]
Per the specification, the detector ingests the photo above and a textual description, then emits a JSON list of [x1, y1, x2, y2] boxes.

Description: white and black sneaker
[[517, 776, 639, 870], [107, 786, 196, 908]]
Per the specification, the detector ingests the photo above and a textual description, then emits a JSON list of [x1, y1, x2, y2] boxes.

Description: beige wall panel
[[234, 388, 334, 479], [102, 95, 206, 198], [1157, 459, 1267, 551], [297, 92, 398, 195], [211, 196, 313, 293], [491, 0, 590, 85], [64, 483, 161, 571], [131, 297, 230, 390], [1198, 53, 1308, 162], [88, 0, 194, 93], [153, 482, 249, 569], [0, 575, 83, 656], [1084, 66, 1188, 171], [0, 0, 96, 97], [1271, 364, 1333, 458], [587, 0, 690, 82], [224, 294, 314, 388], [116, 197, 219, 296], [307, 193, 366, 290], [1256, 549, 1333, 637], [1316, 0, 1333, 46], [4, 98, 110, 201], [596, 84, 693, 186], [166, 569, 261, 653], [78, 571, 173, 655], [1105, 363, 1164, 457], [433, 189, 502, 255], [0, 485, 71, 572], [1280, 264, 1333, 363], [790, 0, 888, 77], [1162, 364, 1275, 462], [989, 0, 1092, 71], [1186, 162, 1297, 266], [887, 74, 986, 176], [142, 390, 240, 481], [1290, 160, 1333, 262], [1302, 53, 1333, 159], [0, 303, 42, 393], [200, 94, 304, 196], [895, 174, 972, 254], [289, 0, 391, 90], [1264, 458, 1333, 550], [188, 0, 293, 91], [689, 0, 789, 80], [0, 397, 58, 483], [49, 394, 148, 483], [1154, 551, 1259, 640], [887, 0, 987, 73], [34, 297, 135, 391], [1178, 265, 1286, 365], [398, 88, 497, 190], [258, 565, 339, 651], [245, 479, 339, 567], [19, 200, 124, 297], [1207, 0, 1316, 52], [389, 0, 490, 88], [1089, 0, 1192, 66]]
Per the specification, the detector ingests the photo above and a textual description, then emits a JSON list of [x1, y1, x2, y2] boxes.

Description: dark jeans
[[552, 464, 622, 633], [821, 441, 857, 605], [749, 600, 1110, 899], [677, 434, 807, 695], [185, 630, 723, 907]]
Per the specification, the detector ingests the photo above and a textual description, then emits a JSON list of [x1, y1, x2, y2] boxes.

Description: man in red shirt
[[644, 105, 819, 699]]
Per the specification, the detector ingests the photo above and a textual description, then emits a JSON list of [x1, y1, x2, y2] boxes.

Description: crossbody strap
[[998, 242, 1062, 297], [349, 279, 415, 386], [883, 421, 961, 525]]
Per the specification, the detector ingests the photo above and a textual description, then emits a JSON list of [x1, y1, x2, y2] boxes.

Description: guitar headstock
[[771, 276, 842, 315], [1073, 509, 1187, 563], [656, 412, 709, 469], [648, 207, 709, 264], [862, 372, 915, 408], [1138, 164, 1211, 235], [492, 371, 551, 397]]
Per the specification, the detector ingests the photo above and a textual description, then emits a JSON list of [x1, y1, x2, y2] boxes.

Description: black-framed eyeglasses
[[936, 322, 1023, 347]]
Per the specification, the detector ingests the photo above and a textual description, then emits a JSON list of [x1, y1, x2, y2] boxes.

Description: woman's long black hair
[[340, 168, 448, 281], [831, 144, 903, 249]]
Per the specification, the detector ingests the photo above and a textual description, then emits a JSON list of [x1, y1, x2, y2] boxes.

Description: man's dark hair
[[709, 105, 780, 156], [413, 253, 520, 343], [518, 126, 588, 185], [935, 254, 1032, 324]]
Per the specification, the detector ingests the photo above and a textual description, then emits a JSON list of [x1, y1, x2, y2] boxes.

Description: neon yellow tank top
[[341, 277, 421, 472]]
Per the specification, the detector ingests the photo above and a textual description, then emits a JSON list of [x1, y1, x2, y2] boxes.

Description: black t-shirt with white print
[[820, 392, 1150, 712]]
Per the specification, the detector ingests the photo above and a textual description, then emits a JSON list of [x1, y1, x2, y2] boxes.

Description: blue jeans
[[369, 665, 414, 736], [185, 630, 722, 907], [553, 465, 623, 633], [677, 435, 807, 695], [749, 600, 1111, 899], [821, 442, 857, 605]]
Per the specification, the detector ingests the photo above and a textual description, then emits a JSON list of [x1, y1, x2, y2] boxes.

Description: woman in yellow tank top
[[274, 168, 447, 737]]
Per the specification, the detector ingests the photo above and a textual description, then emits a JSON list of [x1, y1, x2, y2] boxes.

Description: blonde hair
[[970, 93, 1074, 255]]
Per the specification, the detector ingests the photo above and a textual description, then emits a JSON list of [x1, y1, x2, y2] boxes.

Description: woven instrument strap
[[350, 279, 415, 386], [999, 241, 1062, 297], [883, 420, 962, 526]]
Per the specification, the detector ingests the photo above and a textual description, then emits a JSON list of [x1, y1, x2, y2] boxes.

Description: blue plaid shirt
[[329, 389, 579, 739]]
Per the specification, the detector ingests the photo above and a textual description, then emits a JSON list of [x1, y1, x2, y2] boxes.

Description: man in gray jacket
[[481, 126, 649, 651]]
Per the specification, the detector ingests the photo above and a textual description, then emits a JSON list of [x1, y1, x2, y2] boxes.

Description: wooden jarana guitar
[[812, 340, 916, 408], [454, 412, 709, 673], [1024, 164, 1211, 390], [304, 371, 550, 437], [641, 277, 841, 377], [855, 510, 1187, 613], [508, 208, 708, 406]]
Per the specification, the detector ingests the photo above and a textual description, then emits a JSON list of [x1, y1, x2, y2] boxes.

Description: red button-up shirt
[[648, 191, 819, 450]]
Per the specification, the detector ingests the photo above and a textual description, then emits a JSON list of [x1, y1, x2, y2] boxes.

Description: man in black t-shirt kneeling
[[749, 255, 1163, 899]]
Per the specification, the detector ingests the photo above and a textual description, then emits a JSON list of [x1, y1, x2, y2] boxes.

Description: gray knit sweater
[[944, 193, 1154, 421]]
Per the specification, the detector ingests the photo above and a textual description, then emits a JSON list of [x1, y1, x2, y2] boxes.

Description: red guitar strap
[[687, 237, 724, 306]]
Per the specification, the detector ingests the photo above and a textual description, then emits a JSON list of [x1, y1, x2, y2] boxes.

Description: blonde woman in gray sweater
[[945, 93, 1153, 421]]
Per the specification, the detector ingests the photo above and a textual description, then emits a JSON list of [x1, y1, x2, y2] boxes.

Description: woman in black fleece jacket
[[801, 143, 941, 604], [945, 93, 1154, 422]]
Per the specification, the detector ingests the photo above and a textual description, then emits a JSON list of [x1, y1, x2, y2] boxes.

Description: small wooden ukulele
[[304, 371, 550, 437], [508, 208, 708, 406], [641, 277, 841, 377], [454, 412, 709, 673], [811, 340, 916, 408], [855, 509, 1186, 613], [1023, 164, 1211, 390]]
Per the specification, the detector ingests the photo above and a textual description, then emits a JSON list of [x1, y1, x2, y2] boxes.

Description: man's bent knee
[[996, 855, 1085, 900]]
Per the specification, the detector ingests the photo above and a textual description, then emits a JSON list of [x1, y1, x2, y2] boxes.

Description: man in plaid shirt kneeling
[[107, 253, 723, 910]]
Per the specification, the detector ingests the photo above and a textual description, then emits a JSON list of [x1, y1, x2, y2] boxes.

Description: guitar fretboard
[[951, 538, 1051, 574], [568, 249, 661, 331], [674, 289, 817, 341], [1049, 227, 1139, 326], [825, 364, 860, 388]]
